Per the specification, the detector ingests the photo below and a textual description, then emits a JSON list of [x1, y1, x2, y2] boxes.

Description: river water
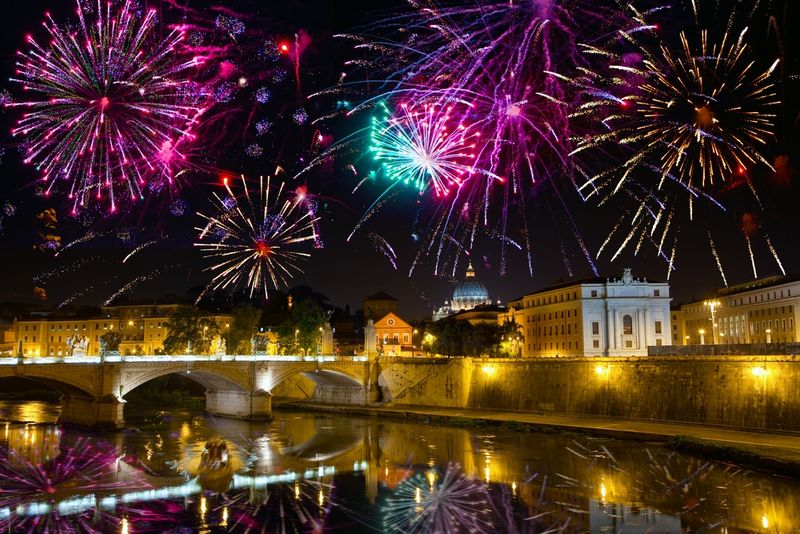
[[1, 400, 798, 533]]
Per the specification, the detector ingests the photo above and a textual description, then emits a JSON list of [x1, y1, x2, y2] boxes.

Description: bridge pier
[[205, 389, 273, 420], [60, 394, 125, 429]]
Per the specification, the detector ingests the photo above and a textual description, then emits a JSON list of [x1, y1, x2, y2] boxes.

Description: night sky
[[0, 0, 798, 319]]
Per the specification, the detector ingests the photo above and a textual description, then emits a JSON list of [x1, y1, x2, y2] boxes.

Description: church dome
[[451, 263, 491, 311]]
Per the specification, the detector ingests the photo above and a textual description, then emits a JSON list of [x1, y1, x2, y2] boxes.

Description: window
[[592, 339, 600, 349], [623, 315, 633, 335], [592, 322, 600, 336], [655, 321, 662, 334], [403, 333, 409, 343], [654, 290, 660, 297], [591, 290, 598, 297], [625, 340, 633, 348], [656, 339, 663, 346]]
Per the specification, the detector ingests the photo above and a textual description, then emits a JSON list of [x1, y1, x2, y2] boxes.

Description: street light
[[703, 299, 721, 344], [766, 328, 772, 344], [699, 329, 706, 345], [684, 335, 690, 346]]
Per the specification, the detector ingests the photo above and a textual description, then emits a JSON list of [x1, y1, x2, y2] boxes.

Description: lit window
[[623, 315, 633, 335]]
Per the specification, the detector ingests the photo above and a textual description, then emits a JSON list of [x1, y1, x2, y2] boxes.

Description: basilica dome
[[450, 263, 491, 312]]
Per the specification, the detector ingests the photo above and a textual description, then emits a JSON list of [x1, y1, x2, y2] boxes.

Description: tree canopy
[[226, 304, 261, 354], [162, 306, 222, 355], [423, 319, 521, 357], [276, 299, 326, 355]]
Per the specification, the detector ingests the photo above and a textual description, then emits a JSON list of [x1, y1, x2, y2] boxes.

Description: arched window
[[623, 314, 633, 335]]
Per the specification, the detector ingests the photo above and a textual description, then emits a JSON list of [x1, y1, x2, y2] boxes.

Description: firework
[[382, 463, 493, 534], [195, 175, 319, 299], [563, 3, 780, 277], [570, 17, 779, 193], [8, 0, 208, 213], [369, 101, 482, 198], [307, 0, 629, 277], [0, 435, 143, 533]]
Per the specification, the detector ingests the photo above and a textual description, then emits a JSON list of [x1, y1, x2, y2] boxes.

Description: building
[[363, 291, 399, 322], [11, 304, 232, 357], [433, 262, 494, 321], [373, 312, 415, 356], [499, 268, 672, 357], [448, 304, 508, 326], [674, 275, 800, 345]]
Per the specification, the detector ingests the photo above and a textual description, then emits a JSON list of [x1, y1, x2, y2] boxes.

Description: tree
[[226, 304, 261, 354], [276, 299, 325, 355], [423, 319, 510, 357], [162, 306, 221, 355], [99, 331, 122, 354]]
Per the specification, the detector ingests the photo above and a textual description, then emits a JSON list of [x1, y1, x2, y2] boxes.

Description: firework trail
[[54, 232, 101, 257], [195, 175, 319, 299], [765, 235, 785, 275], [708, 231, 728, 287], [103, 269, 166, 306], [123, 239, 159, 264], [368, 232, 398, 270], [8, 0, 208, 213]]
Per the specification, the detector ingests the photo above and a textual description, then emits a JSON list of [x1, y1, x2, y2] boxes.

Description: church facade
[[500, 269, 672, 357]]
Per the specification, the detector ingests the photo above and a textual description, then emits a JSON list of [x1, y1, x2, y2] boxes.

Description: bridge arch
[[119, 364, 249, 398], [0, 366, 100, 400], [266, 366, 365, 393]]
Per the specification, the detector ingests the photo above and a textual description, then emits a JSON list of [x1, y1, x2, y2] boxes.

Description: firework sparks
[[369, 100, 485, 198], [195, 175, 319, 299], [564, 3, 781, 276], [382, 463, 493, 534], [8, 0, 207, 213]]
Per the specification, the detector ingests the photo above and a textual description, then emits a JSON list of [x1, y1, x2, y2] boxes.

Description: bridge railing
[[0, 354, 370, 365]]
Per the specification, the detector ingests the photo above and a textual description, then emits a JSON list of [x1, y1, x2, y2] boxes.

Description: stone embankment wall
[[379, 356, 800, 433]]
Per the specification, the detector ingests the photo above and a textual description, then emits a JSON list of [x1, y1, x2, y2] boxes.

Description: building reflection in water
[[0, 405, 799, 532]]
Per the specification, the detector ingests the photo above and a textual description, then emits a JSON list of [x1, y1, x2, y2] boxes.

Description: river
[[0, 400, 798, 532]]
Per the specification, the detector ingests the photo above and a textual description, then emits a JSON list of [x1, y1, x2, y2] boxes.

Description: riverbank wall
[[368, 355, 800, 433]]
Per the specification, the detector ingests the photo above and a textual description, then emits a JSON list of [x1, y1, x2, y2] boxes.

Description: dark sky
[[0, 0, 798, 319]]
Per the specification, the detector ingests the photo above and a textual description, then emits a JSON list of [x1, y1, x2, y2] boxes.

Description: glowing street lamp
[[703, 299, 721, 344], [699, 329, 706, 345], [766, 328, 772, 344]]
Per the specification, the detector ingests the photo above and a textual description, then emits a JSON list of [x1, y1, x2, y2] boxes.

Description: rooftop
[[364, 291, 398, 302]]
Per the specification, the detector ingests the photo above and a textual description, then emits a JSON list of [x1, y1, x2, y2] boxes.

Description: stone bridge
[[0, 355, 453, 427]]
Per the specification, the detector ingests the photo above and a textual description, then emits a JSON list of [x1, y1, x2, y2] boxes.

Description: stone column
[[321, 324, 334, 355], [60, 394, 125, 428], [364, 320, 377, 357], [365, 358, 382, 403]]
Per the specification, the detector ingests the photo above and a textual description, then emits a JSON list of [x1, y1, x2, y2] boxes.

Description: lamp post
[[766, 328, 772, 344], [684, 335, 690, 346], [699, 329, 706, 345], [703, 299, 721, 344], [295, 328, 300, 354]]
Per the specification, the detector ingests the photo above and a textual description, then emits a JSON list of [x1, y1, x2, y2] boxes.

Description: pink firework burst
[[8, 0, 207, 214]]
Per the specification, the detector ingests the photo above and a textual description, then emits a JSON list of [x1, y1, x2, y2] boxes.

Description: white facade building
[[501, 268, 672, 357]]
